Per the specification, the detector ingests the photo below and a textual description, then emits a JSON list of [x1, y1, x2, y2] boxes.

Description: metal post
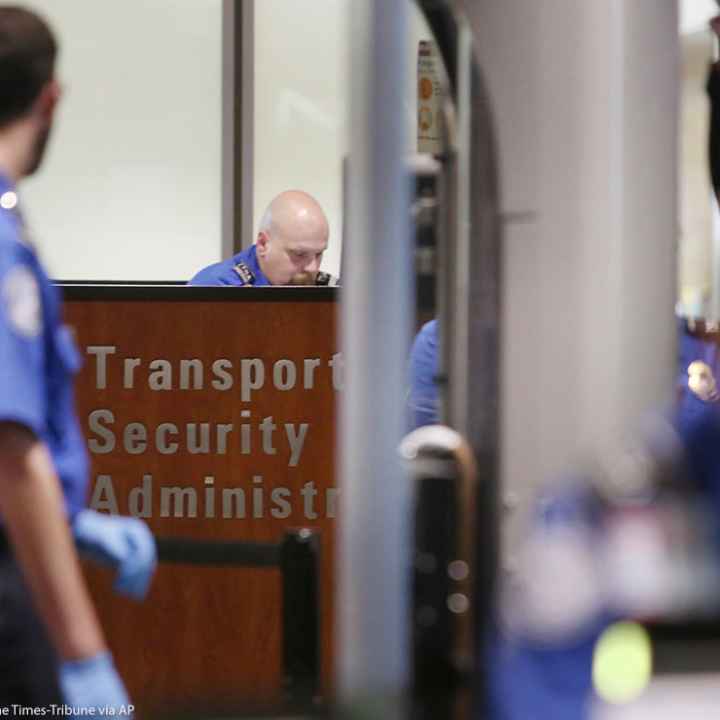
[[338, 0, 411, 716], [222, 0, 254, 255]]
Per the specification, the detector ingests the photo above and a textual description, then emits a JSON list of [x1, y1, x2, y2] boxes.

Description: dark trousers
[[0, 531, 62, 706]]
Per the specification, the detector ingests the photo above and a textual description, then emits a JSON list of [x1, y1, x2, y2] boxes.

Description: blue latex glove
[[72, 509, 156, 600], [59, 652, 132, 717]]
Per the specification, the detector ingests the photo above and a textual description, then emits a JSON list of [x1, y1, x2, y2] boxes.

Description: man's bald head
[[256, 190, 329, 285]]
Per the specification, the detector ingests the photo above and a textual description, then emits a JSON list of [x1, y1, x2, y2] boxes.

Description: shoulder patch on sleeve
[[232, 262, 255, 285], [2, 265, 41, 338]]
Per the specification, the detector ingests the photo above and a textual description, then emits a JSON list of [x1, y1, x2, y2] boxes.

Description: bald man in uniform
[[189, 190, 338, 286]]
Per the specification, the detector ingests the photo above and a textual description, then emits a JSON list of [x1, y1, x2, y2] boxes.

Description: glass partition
[[22, 0, 223, 281]]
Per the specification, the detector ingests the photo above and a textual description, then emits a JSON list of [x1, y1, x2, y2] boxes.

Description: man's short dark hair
[[0, 6, 56, 128]]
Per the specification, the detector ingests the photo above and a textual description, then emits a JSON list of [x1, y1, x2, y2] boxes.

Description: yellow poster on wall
[[417, 40, 444, 154]]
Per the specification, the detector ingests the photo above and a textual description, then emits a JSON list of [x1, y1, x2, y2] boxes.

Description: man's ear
[[34, 80, 61, 122], [256, 231, 269, 256]]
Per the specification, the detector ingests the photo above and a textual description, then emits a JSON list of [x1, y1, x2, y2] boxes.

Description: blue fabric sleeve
[[188, 261, 231, 285], [0, 249, 45, 437], [408, 320, 440, 430]]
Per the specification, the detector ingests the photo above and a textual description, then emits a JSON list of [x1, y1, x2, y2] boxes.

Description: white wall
[[679, 31, 713, 315], [20, 0, 223, 281], [680, 0, 718, 35]]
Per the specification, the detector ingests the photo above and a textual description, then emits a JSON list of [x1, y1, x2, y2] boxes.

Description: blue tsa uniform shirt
[[408, 319, 440, 430], [407, 317, 720, 718], [188, 245, 271, 287], [676, 320, 720, 536], [0, 176, 89, 518], [188, 244, 338, 287]]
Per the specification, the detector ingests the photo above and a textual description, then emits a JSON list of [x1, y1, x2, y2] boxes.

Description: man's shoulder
[[188, 260, 229, 286], [0, 215, 35, 273], [415, 320, 438, 352], [188, 247, 260, 286], [0, 228, 46, 342], [188, 258, 243, 286], [410, 320, 439, 378], [0, 211, 20, 246]]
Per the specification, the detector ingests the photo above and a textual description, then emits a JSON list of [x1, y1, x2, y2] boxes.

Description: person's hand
[[72, 509, 156, 600], [59, 652, 132, 717]]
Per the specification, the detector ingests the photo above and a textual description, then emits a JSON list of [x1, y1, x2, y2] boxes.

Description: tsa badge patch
[[232, 262, 255, 286], [687, 360, 719, 402], [2, 265, 41, 338]]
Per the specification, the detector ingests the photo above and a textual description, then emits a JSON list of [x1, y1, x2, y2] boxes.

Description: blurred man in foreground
[[407, 314, 720, 718], [0, 6, 155, 711], [189, 190, 338, 286]]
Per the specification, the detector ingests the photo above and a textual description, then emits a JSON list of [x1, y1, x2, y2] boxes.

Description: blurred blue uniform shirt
[[187, 245, 270, 286], [407, 319, 720, 719], [677, 320, 720, 524], [0, 174, 89, 518], [408, 319, 440, 430]]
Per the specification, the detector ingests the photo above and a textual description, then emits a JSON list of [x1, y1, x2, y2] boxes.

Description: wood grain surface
[[64, 292, 338, 714]]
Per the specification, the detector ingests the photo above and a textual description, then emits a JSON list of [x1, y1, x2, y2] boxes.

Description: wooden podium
[[62, 285, 339, 714]]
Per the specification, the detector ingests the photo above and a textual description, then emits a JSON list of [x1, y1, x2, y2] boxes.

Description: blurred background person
[[407, 318, 439, 431]]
